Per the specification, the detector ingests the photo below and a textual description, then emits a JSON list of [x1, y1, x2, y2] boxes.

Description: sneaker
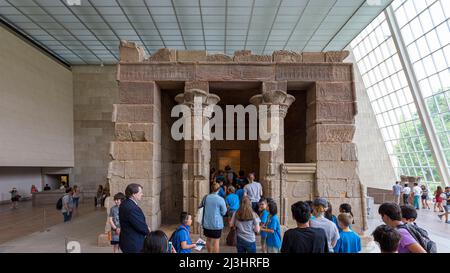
[[446, 221, 450, 224], [438, 214, 443, 220]]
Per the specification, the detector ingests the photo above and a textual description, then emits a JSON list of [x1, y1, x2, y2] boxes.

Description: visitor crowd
[[105, 167, 440, 254]]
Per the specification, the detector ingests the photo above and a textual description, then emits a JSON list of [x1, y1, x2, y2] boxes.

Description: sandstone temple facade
[[107, 41, 367, 233]]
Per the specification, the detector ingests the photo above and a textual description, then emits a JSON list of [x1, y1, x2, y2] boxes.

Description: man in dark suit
[[119, 183, 150, 253]]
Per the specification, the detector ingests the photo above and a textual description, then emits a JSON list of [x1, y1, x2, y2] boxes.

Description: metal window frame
[[385, 5, 450, 186]]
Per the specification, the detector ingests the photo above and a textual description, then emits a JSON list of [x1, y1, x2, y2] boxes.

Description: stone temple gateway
[[108, 41, 367, 234]]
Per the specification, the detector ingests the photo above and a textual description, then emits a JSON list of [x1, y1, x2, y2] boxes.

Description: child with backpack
[[400, 204, 437, 253], [170, 212, 197, 253], [378, 202, 428, 253]]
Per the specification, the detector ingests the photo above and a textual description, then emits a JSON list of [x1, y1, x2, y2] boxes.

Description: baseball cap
[[313, 197, 328, 207]]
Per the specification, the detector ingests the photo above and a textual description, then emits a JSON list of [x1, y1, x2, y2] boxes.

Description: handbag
[[107, 231, 112, 241], [196, 195, 208, 225], [226, 227, 237, 246], [196, 207, 204, 225]]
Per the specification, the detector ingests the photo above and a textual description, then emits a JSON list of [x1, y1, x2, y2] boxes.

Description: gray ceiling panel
[[1, 0, 392, 64]]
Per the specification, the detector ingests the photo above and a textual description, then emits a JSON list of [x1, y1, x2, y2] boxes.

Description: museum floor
[[0, 200, 449, 253]]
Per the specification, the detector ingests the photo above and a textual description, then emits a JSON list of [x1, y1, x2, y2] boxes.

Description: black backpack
[[398, 223, 437, 253], [56, 196, 63, 210]]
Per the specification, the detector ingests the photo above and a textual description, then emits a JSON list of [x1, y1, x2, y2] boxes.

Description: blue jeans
[[63, 212, 72, 222], [413, 196, 420, 209], [236, 236, 256, 253], [73, 197, 80, 208], [252, 202, 258, 213], [403, 194, 409, 205]]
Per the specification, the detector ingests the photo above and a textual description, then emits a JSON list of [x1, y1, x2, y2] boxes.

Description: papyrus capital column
[[175, 81, 219, 233], [250, 81, 294, 224]]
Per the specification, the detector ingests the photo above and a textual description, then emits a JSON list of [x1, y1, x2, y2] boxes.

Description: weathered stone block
[[115, 123, 132, 141], [119, 40, 145, 63], [206, 53, 233, 62], [316, 161, 359, 180], [107, 160, 125, 178], [325, 51, 350, 62], [115, 123, 154, 142], [342, 143, 358, 161], [148, 48, 177, 62], [302, 52, 325, 62], [177, 50, 207, 62], [307, 81, 354, 104], [306, 143, 341, 161], [290, 181, 313, 198], [142, 179, 162, 197], [147, 211, 161, 231], [124, 161, 154, 179], [118, 81, 159, 104], [141, 196, 161, 215], [306, 124, 356, 144], [307, 101, 355, 126], [272, 50, 302, 63], [113, 105, 157, 123], [110, 142, 154, 161], [262, 81, 287, 93], [315, 178, 362, 198]]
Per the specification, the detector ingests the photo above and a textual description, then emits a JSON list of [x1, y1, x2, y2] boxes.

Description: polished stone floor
[[0, 201, 449, 253], [0, 200, 97, 246]]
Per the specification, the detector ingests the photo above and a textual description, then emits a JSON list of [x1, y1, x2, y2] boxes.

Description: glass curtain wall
[[350, 0, 450, 190]]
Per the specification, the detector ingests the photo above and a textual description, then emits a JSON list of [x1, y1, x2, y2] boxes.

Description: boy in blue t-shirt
[[236, 184, 244, 202], [217, 180, 226, 198], [261, 201, 282, 253], [258, 198, 270, 253], [225, 186, 240, 216], [171, 212, 197, 253], [333, 213, 361, 253]]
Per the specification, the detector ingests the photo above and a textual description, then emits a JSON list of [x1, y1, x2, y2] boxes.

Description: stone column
[[108, 80, 162, 230], [175, 81, 220, 233], [250, 81, 295, 225], [305, 81, 367, 233]]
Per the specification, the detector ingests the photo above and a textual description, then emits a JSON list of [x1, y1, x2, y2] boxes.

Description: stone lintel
[[276, 63, 353, 82], [302, 52, 325, 62], [272, 50, 302, 63], [177, 50, 207, 62], [118, 63, 353, 82]]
